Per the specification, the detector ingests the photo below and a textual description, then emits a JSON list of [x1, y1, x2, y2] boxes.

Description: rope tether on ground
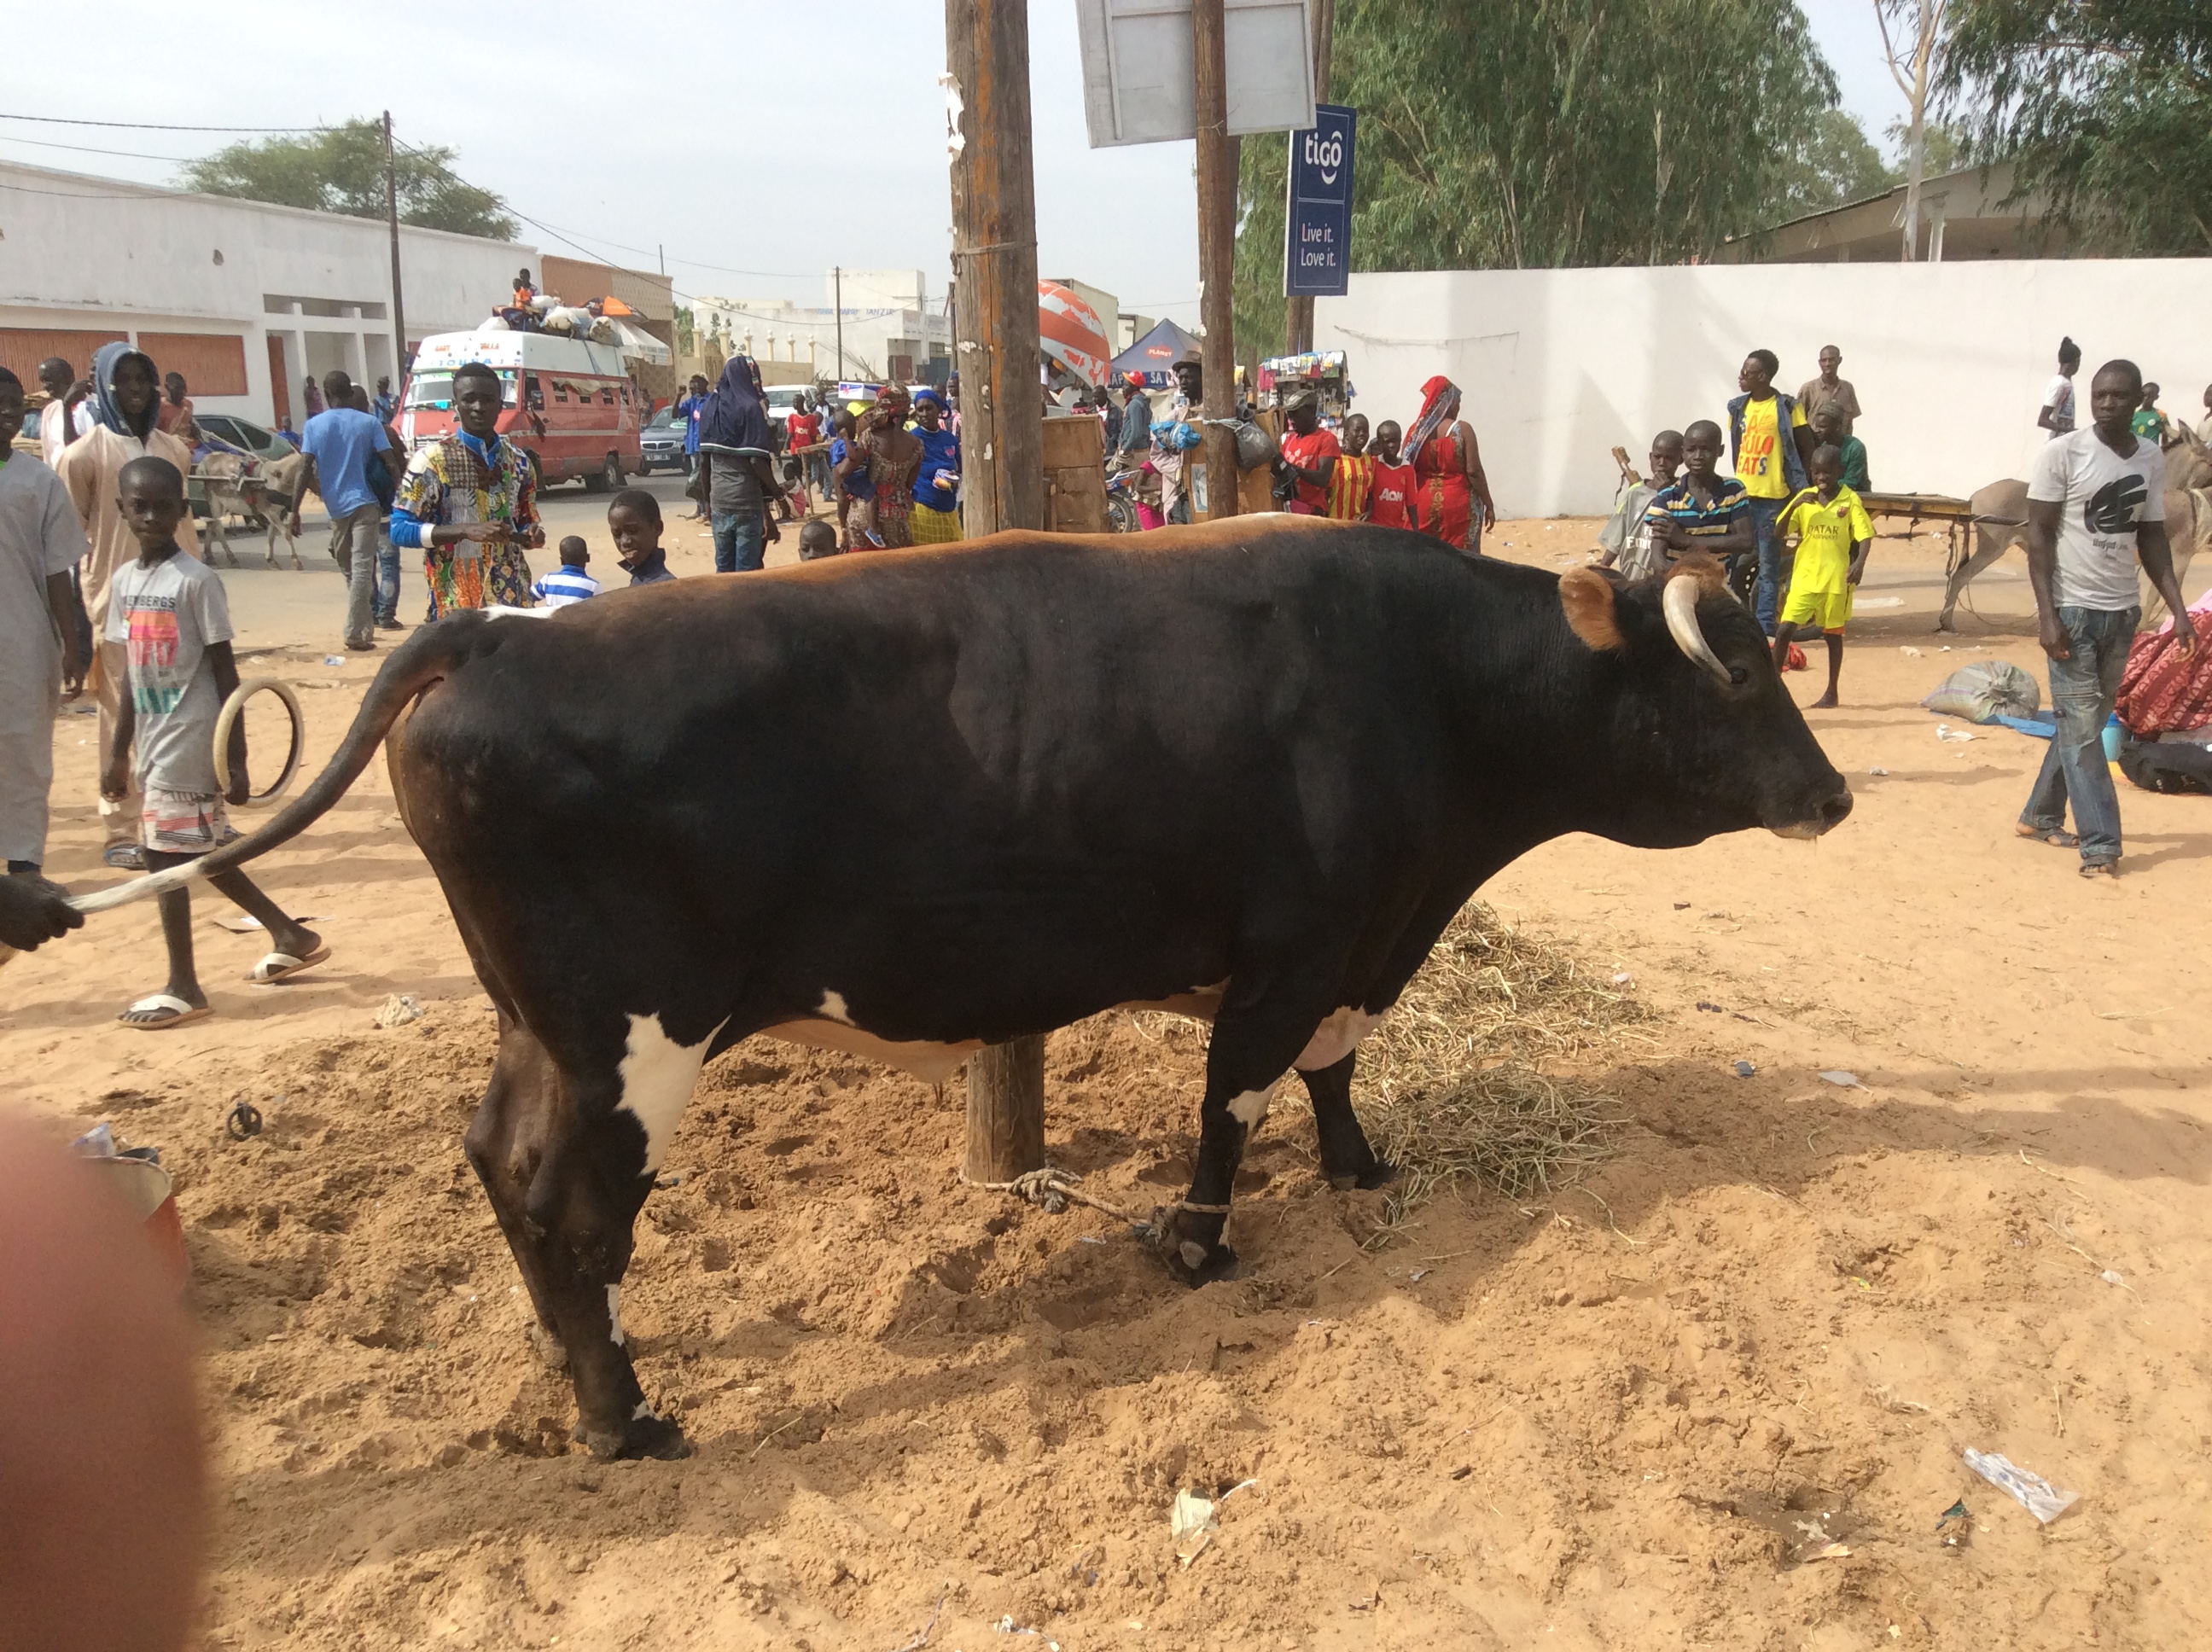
[[959, 1166, 1231, 1241]]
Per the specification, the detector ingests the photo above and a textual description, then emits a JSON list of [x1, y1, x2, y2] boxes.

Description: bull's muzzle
[[1769, 788, 1854, 840]]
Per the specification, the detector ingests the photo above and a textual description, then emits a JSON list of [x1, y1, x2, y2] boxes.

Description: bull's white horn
[[1662, 574, 1732, 684]]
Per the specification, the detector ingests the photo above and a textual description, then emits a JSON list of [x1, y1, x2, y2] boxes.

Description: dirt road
[[7, 518, 2208, 1649]]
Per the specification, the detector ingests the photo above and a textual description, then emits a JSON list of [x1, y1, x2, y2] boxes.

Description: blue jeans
[[1748, 496, 1788, 631], [713, 509, 765, 573], [2020, 605, 2138, 864], [374, 531, 400, 625]]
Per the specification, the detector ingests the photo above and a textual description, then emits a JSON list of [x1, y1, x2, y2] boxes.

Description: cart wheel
[[212, 678, 305, 807]]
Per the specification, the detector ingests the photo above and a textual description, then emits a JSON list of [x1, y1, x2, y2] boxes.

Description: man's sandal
[[245, 945, 330, 985], [2080, 860, 2120, 880], [2015, 824, 2080, 848], [118, 993, 212, 1031]]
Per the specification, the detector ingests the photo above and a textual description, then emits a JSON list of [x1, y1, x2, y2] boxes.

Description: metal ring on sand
[[212, 677, 304, 807]]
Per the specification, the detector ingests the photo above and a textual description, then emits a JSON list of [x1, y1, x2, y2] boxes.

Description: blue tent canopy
[[1109, 318, 1202, 390]]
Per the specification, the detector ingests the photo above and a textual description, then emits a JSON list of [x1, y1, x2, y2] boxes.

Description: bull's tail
[[69, 615, 492, 915]]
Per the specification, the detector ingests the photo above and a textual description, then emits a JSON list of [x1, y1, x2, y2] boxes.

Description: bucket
[[91, 1155, 189, 1289]]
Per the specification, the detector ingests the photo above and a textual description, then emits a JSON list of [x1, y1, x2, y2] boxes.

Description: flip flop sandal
[[2014, 825, 2080, 848], [119, 992, 212, 1031], [245, 945, 331, 985], [2080, 860, 2120, 880], [102, 842, 148, 870]]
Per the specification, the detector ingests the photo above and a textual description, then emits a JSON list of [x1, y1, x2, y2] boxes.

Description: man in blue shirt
[[371, 375, 398, 423], [675, 372, 710, 521], [289, 369, 402, 651]]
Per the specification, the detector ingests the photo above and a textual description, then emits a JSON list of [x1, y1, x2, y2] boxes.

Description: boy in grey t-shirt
[[101, 457, 327, 1028], [2017, 359, 2196, 878]]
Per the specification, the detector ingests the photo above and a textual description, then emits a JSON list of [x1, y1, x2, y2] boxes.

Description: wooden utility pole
[[382, 111, 408, 381], [1283, 0, 1335, 355], [834, 265, 845, 380], [1191, 0, 1240, 521], [946, 0, 1049, 1184]]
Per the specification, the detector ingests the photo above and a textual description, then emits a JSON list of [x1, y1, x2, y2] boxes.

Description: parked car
[[194, 412, 296, 464], [637, 406, 688, 475], [402, 330, 643, 492]]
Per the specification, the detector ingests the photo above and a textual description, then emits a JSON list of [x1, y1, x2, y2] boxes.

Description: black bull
[[109, 519, 1849, 1457]]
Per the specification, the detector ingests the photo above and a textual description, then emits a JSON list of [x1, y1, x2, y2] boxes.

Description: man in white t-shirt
[[35, 357, 92, 469], [2017, 358, 2195, 878]]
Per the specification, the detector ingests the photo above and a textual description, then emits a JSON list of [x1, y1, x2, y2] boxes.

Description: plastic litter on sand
[[1963, 1448, 2080, 1523], [1171, 1489, 1218, 1566], [1820, 1071, 1866, 1089], [1732, 1060, 1757, 1078]]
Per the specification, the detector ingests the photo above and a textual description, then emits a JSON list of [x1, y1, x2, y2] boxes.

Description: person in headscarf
[[840, 384, 922, 550], [53, 343, 201, 868], [909, 388, 962, 544], [1402, 376, 1497, 555], [698, 356, 783, 572]]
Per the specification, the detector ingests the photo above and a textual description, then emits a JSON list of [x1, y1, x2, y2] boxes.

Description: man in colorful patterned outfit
[[389, 361, 542, 614]]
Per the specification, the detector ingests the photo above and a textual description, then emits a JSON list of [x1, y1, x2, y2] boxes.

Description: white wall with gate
[[1316, 260, 2212, 520]]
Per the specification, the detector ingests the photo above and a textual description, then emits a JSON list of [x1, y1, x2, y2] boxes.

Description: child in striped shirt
[[531, 538, 600, 608], [1324, 413, 1377, 521]]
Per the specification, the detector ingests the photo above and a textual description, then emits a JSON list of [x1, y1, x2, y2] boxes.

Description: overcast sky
[[2, 1, 1907, 323]]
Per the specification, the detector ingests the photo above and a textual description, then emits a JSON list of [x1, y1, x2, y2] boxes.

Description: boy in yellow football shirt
[[1771, 444, 1874, 708]]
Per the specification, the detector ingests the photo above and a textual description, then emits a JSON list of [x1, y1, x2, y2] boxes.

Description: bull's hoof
[[1164, 1238, 1240, 1288], [576, 1411, 692, 1462], [1326, 1157, 1403, 1193]]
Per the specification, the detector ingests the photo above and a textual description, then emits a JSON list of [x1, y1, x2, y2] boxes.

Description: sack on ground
[[1921, 660, 2041, 724], [2118, 736, 2212, 796]]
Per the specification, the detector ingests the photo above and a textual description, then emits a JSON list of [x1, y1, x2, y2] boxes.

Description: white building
[[0, 160, 532, 428], [691, 268, 952, 385]]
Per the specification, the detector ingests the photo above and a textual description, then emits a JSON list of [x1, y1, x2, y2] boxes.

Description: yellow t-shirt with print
[[1737, 394, 1808, 499], [1778, 484, 1873, 595]]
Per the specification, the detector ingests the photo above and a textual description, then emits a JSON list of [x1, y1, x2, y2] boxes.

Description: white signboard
[[1075, 0, 1316, 148]]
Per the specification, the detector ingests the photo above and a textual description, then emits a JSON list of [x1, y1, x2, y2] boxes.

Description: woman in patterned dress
[[841, 384, 923, 549], [389, 360, 543, 614]]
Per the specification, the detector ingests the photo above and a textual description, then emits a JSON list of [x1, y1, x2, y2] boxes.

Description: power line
[[0, 112, 329, 133], [0, 131, 202, 164]]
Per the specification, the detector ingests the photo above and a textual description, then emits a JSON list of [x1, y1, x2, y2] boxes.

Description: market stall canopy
[[1110, 318, 1202, 390], [604, 317, 670, 366], [1039, 281, 1113, 388]]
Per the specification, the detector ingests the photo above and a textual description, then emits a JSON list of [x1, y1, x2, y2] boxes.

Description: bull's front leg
[[1161, 969, 1348, 1287], [463, 1021, 690, 1460]]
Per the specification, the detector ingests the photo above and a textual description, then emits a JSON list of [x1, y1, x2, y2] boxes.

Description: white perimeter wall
[[1316, 261, 2212, 519]]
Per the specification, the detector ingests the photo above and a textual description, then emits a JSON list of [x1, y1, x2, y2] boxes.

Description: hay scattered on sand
[[1345, 905, 1639, 1239]]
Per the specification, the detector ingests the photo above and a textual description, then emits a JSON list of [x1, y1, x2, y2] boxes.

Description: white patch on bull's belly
[[1228, 1085, 1276, 1127], [1294, 1005, 1385, 1072], [616, 1011, 729, 1173], [762, 1017, 982, 1085], [606, 1283, 624, 1347], [485, 603, 554, 620], [818, 990, 854, 1024]]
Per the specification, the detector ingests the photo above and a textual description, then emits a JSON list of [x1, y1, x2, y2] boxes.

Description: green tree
[[1940, 0, 2212, 253], [181, 119, 517, 241], [1771, 109, 1898, 221], [1235, 0, 1843, 361], [673, 307, 696, 357]]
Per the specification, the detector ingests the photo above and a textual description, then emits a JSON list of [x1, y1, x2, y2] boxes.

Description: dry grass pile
[[1343, 905, 1642, 1237]]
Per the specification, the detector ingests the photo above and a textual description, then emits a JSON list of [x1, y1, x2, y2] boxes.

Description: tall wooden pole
[[1283, 0, 1335, 356], [382, 111, 408, 382], [947, 0, 1049, 1184], [1192, 0, 1240, 520]]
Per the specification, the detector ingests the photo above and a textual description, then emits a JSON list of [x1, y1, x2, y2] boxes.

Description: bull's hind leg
[[1298, 1050, 1399, 1191], [463, 1015, 713, 1459]]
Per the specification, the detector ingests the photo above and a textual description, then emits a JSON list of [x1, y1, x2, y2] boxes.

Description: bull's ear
[[1559, 567, 1625, 652]]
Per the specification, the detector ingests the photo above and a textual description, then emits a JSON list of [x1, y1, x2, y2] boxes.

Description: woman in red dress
[[1403, 376, 1499, 554]]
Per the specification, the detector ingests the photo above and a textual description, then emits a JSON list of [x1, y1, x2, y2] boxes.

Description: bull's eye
[[1729, 666, 1749, 686]]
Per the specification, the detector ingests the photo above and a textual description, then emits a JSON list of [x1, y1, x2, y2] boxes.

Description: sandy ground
[[8, 493, 2212, 1650]]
